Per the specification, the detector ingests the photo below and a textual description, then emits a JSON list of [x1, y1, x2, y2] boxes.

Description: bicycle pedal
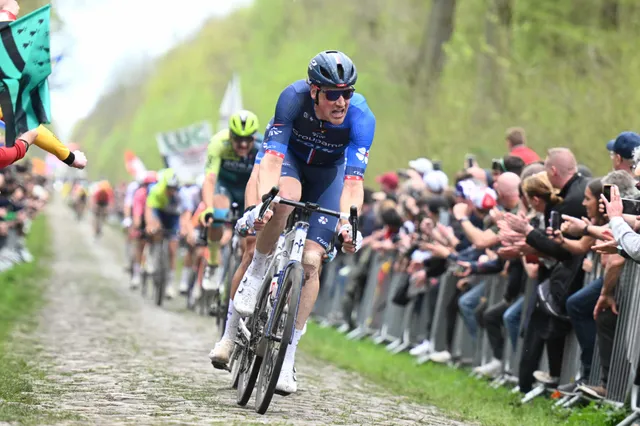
[[211, 360, 231, 372]]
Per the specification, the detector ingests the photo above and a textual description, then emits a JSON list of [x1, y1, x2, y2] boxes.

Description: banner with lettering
[[156, 121, 212, 182]]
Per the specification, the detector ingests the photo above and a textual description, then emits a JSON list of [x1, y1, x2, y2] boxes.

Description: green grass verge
[[0, 215, 80, 424], [300, 322, 627, 426]]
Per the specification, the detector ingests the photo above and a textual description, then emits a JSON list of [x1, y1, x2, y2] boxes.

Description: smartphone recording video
[[550, 211, 561, 231]]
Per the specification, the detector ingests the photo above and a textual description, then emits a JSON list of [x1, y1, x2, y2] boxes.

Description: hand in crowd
[[453, 261, 472, 277], [592, 239, 618, 255], [594, 294, 618, 320], [504, 212, 532, 235], [561, 215, 591, 237], [423, 242, 452, 258], [601, 184, 623, 219], [582, 257, 593, 273], [452, 203, 471, 221]]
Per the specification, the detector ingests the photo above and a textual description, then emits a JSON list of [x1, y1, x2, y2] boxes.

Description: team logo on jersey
[[267, 126, 282, 138], [318, 216, 328, 225], [356, 147, 369, 165]]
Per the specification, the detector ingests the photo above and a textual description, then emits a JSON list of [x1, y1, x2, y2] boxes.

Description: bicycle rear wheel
[[255, 261, 304, 414]]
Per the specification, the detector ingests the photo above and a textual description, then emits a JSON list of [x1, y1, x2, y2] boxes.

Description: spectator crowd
[[0, 158, 49, 272], [323, 127, 640, 411]]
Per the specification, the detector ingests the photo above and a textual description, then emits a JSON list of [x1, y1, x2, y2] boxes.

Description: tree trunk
[[600, 0, 619, 30], [475, 0, 512, 121], [409, 0, 457, 102]]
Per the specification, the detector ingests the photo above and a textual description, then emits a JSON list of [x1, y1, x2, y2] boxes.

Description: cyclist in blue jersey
[[222, 50, 375, 394]]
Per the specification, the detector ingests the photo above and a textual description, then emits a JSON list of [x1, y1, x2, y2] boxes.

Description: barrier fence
[[0, 226, 29, 272], [313, 248, 640, 425]]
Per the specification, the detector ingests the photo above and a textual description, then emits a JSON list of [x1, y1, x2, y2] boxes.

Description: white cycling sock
[[133, 263, 140, 276], [168, 270, 176, 286], [247, 250, 269, 280], [283, 328, 304, 368], [222, 299, 240, 341], [180, 268, 190, 284]]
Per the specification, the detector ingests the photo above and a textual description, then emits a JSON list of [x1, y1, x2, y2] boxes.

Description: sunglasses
[[232, 135, 254, 145], [321, 88, 355, 102]]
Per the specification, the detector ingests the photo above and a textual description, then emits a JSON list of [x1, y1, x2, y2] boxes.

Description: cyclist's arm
[[203, 135, 224, 210], [132, 189, 146, 228], [340, 103, 376, 227], [258, 85, 301, 197], [246, 150, 263, 208], [145, 186, 163, 226]]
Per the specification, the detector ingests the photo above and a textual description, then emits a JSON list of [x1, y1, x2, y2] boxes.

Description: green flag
[[0, 5, 52, 146]]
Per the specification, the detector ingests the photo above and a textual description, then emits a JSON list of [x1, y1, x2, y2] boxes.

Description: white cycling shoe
[[233, 273, 262, 317], [276, 366, 297, 395], [209, 338, 235, 369]]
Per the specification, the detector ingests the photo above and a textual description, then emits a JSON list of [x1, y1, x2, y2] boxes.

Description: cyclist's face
[[166, 186, 177, 196], [312, 85, 353, 125], [231, 134, 254, 157]]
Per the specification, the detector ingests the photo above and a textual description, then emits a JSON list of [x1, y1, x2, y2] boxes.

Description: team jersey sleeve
[[146, 184, 164, 209], [344, 104, 376, 181], [132, 188, 147, 217], [263, 86, 303, 159], [205, 132, 226, 176], [255, 118, 273, 166]]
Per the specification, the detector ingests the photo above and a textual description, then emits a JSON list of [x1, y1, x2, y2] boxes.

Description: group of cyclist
[[118, 50, 374, 396]]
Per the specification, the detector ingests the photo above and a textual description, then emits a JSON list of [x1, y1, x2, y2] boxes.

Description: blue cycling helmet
[[307, 50, 357, 88]]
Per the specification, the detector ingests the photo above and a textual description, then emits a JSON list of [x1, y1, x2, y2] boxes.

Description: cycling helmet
[[307, 50, 357, 88], [229, 110, 260, 138], [143, 171, 157, 185], [164, 170, 179, 188]]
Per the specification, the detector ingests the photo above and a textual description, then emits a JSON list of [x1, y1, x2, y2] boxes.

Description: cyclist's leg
[[234, 151, 303, 316], [203, 183, 231, 290], [160, 212, 181, 298], [278, 161, 344, 393]]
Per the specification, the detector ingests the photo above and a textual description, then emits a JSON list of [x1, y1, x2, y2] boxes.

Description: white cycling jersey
[[124, 181, 140, 208]]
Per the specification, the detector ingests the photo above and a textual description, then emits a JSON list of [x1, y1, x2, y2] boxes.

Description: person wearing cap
[[376, 171, 399, 198], [409, 157, 433, 176], [606, 131, 640, 175], [424, 170, 449, 195]]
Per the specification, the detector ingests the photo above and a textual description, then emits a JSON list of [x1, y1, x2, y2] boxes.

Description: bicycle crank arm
[[238, 319, 252, 341]]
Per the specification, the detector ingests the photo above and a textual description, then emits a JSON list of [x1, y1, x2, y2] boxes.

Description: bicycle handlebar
[[197, 202, 241, 245], [258, 186, 359, 233]]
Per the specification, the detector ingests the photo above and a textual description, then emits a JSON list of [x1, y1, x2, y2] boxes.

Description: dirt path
[[8, 199, 469, 425]]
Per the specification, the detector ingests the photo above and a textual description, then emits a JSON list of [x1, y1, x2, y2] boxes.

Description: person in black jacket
[[504, 148, 588, 392]]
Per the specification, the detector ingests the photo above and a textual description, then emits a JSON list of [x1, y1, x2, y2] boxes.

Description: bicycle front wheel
[[153, 241, 167, 307], [255, 261, 304, 414]]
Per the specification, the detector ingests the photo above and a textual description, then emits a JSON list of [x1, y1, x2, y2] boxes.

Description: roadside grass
[[0, 215, 82, 424], [300, 322, 626, 426]]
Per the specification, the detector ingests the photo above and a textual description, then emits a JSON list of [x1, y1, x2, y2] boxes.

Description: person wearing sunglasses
[[223, 50, 375, 395], [199, 110, 263, 293]]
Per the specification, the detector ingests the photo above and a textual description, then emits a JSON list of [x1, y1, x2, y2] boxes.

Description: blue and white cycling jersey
[[262, 79, 376, 181]]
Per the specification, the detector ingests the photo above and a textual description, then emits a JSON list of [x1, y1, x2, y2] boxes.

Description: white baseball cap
[[408, 157, 433, 175]]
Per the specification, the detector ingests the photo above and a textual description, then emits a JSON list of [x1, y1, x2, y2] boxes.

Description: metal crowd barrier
[[312, 243, 640, 423], [0, 227, 25, 272]]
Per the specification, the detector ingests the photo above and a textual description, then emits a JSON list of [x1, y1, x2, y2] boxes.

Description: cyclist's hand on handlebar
[[199, 208, 214, 227], [338, 223, 363, 253]]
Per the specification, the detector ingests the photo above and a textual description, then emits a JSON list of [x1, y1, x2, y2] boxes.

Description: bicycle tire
[[236, 264, 274, 406], [255, 261, 304, 414], [219, 250, 240, 339], [229, 345, 241, 389], [236, 315, 262, 406]]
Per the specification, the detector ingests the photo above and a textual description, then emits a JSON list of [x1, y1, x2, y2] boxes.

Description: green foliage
[[72, 0, 640, 182]]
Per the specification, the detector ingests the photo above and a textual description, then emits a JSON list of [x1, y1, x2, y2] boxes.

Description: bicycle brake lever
[[258, 186, 279, 220]]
